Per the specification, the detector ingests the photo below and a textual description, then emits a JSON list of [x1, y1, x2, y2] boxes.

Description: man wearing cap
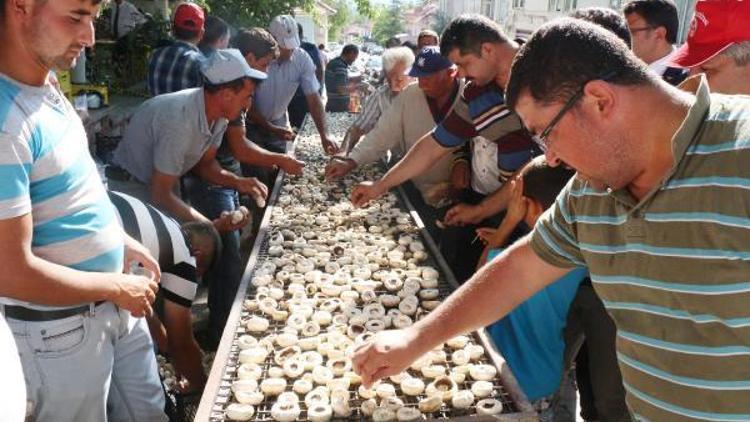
[[113, 49, 269, 337], [350, 16, 536, 246], [246, 14, 337, 165], [623, 0, 688, 85], [325, 46, 465, 238], [325, 44, 360, 112], [669, 0, 750, 95], [147, 2, 205, 96]]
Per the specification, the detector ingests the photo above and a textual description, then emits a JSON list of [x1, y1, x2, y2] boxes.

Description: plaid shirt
[[147, 41, 204, 96]]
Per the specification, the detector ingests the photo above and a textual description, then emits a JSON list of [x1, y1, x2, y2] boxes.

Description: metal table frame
[[195, 117, 537, 421]]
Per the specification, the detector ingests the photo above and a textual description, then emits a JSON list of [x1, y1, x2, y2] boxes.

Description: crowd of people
[[1, 0, 749, 421]]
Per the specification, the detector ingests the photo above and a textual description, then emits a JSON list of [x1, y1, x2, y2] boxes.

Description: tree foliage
[[204, 0, 314, 28], [371, 0, 405, 45]]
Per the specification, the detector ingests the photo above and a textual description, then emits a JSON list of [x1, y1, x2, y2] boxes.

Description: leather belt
[[4, 301, 105, 322]]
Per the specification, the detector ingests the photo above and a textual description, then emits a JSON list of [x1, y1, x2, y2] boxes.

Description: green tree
[[371, 0, 405, 45], [431, 9, 450, 35], [204, 0, 314, 28], [328, 0, 352, 41]]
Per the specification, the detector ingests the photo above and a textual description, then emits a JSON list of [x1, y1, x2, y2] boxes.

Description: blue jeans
[[8, 303, 166, 422], [184, 177, 242, 346]]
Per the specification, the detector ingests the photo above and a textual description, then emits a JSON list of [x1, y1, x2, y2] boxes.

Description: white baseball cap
[[201, 49, 267, 84], [269, 15, 300, 50]]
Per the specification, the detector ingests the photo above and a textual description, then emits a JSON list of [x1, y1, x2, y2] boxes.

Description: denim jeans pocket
[[35, 315, 89, 358]]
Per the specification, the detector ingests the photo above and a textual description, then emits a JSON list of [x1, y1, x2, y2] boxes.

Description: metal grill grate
[[197, 113, 533, 421]]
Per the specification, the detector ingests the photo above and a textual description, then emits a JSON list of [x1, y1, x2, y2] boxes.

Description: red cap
[[669, 0, 750, 68], [173, 2, 205, 31]]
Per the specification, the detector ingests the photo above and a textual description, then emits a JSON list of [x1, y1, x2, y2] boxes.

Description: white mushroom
[[225, 403, 255, 421], [270, 400, 301, 422], [476, 398, 504, 415]]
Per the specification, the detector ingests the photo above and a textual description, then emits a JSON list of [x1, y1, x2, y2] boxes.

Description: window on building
[[513, 0, 525, 8], [548, 0, 577, 12]]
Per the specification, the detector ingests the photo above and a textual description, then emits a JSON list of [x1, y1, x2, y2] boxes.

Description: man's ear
[[653, 26, 668, 42], [582, 79, 618, 121]]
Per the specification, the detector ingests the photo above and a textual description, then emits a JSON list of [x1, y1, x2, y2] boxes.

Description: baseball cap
[[201, 49, 267, 84], [173, 2, 205, 31], [269, 15, 300, 50], [669, 0, 750, 68], [407, 46, 455, 77]]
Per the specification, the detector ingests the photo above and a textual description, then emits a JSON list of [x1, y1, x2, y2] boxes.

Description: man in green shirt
[[352, 18, 750, 421]]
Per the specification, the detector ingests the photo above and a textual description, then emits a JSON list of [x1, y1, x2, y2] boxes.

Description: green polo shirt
[[530, 76, 750, 421]]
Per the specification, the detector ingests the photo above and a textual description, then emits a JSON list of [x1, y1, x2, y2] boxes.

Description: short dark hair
[[203, 77, 252, 94], [506, 18, 654, 109], [342, 44, 359, 56], [385, 37, 401, 48], [570, 7, 631, 48], [182, 221, 222, 270], [232, 27, 279, 59], [439, 14, 510, 57], [174, 26, 201, 41], [623, 0, 679, 44], [198, 16, 230, 50], [522, 156, 575, 209]]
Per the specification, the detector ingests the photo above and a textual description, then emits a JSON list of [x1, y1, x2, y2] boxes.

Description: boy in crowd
[[477, 157, 628, 421]]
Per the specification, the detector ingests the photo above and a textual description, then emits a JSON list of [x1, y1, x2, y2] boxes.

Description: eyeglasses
[[530, 71, 618, 153], [629, 26, 655, 34]]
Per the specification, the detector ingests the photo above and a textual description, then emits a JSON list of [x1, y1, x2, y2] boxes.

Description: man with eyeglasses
[[353, 17, 750, 421], [623, 0, 688, 85]]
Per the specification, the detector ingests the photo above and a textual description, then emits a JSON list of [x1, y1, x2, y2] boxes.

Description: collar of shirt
[[609, 74, 710, 208], [195, 88, 212, 137], [648, 46, 677, 77], [425, 78, 461, 123]]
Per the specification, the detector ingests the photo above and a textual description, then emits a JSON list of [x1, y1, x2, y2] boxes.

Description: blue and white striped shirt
[[0, 73, 124, 309]]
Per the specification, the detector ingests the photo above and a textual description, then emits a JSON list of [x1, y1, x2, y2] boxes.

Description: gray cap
[[201, 48, 267, 84], [269, 15, 300, 49]]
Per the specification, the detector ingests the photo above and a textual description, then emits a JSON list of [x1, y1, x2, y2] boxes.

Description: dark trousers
[[287, 95, 308, 130], [563, 284, 630, 422], [241, 123, 286, 231], [184, 177, 242, 347]]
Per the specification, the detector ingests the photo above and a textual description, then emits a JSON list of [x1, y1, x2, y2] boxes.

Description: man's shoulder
[[462, 80, 499, 102]]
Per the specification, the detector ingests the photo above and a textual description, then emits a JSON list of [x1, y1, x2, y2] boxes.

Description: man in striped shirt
[[0, 1, 165, 420], [353, 17, 750, 421], [350, 14, 536, 210], [109, 191, 220, 392]]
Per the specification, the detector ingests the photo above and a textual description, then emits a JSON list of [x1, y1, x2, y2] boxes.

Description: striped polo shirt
[[530, 77, 750, 421], [109, 192, 197, 307], [0, 73, 123, 310], [431, 81, 537, 182]]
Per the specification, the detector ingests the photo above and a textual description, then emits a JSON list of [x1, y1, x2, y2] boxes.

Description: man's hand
[[270, 125, 295, 141], [325, 158, 356, 181], [213, 207, 251, 232], [112, 273, 159, 318], [444, 203, 484, 226], [123, 233, 161, 282], [321, 137, 340, 156], [350, 181, 386, 208], [235, 177, 268, 203], [277, 155, 305, 175], [450, 161, 471, 190], [352, 329, 426, 388], [504, 177, 528, 225]]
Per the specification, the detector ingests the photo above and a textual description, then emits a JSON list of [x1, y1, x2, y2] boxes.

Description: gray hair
[[382, 46, 415, 73], [722, 41, 750, 67]]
